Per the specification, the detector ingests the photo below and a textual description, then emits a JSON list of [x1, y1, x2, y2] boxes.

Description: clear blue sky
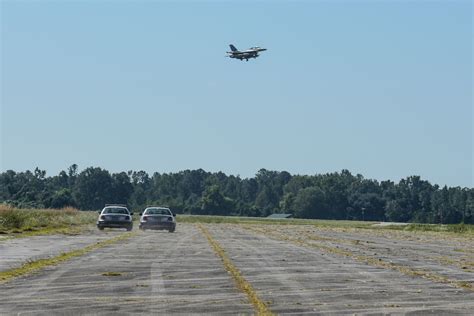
[[1, 1, 472, 187]]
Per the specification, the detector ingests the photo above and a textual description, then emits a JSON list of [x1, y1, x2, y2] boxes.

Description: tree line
[[0, 165, 472, 224]]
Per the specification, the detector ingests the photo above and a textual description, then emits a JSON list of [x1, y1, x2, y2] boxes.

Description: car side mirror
[[130, 212, 134, 215], [98, 211, 101, 214], [173, 213, 177, 217], [139, 213, 142, 216]]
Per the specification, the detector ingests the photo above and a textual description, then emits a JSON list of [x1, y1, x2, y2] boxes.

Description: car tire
[[98, 227, 104, 231], [168, 228, 175, 233]]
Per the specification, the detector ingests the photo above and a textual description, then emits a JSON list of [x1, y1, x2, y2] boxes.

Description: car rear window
[[103, 208, 129, 214], [145, 208, 171, 215]]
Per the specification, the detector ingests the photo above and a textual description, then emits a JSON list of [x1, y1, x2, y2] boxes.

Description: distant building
[[266, 213, 293, 219]]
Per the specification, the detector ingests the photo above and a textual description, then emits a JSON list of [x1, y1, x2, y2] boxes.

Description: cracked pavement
[[1, 223, 473, 315]]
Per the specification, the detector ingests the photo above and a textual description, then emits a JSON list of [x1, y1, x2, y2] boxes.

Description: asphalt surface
[[1, 223, 473, 315], [0, 228, 125, 272]]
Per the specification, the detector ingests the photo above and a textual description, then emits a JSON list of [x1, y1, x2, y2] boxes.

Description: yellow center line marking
[[0, 232, 137, 284], [197, 224, 274, 316]]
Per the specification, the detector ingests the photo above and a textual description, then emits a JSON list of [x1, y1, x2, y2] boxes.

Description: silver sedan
[[139, 207, 176, 232]]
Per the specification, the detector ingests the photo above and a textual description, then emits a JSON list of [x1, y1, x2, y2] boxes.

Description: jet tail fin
[[229, 44, 238, 52]]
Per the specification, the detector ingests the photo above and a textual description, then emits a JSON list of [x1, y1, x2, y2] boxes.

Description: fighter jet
[[226, 44, 267, 61]]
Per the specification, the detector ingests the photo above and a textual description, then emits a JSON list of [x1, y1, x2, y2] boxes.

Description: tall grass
[[383, 222, 474, 234], [0, 204, 97, 233]]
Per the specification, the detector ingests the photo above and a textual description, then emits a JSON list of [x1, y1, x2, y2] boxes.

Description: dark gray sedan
[[97, 206, 133, 231], [139, 207, 176, 232]]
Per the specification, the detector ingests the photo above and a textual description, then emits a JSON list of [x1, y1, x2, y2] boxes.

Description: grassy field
[[1, 205, 472, 236], [177, 214, 374, 228], [177, 214, 474, 235], [0, 205, 97, 235], [383, 222, 474, 234]]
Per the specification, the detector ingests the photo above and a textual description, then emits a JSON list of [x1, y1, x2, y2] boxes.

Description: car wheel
[[98, 227, 104, 231], [126, 227, 132, 231], [168, 228, 175, 233]]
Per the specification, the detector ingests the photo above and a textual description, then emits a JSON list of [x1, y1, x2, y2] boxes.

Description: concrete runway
[[1, 223, 473, 315], [0, 228, 125, 272]]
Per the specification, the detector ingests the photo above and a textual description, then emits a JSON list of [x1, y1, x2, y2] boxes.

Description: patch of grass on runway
[[0, 232, 135, 284], [198, 224, 274, 316], [0, 205, 97, 236]]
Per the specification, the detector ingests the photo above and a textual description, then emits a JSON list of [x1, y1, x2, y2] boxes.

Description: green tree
[[50, 188, 75, 208], [111, 172, 133, 206], [293, 187, 327, 219], [348, 178, 385, 221], [73, 167, 113, 210], [279, 192, 296, 214], [200, 185, 234, 215], [465, 189, 474, 224], [385, 200, 410, 222]]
